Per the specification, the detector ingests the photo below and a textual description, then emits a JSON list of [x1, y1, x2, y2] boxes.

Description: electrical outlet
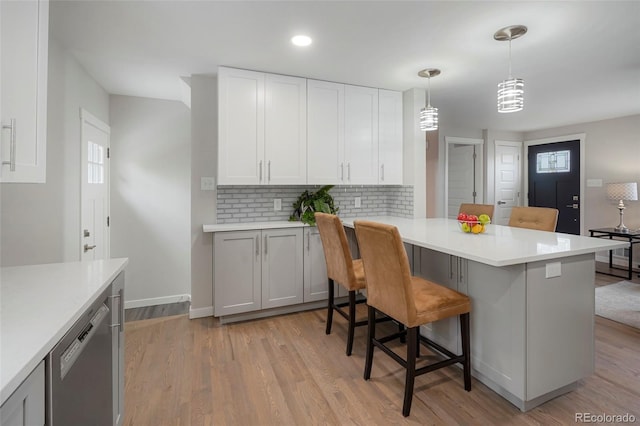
[[200, 177, 216, 191], [274, 199, 282, 211], [355, 197, 361, 208]]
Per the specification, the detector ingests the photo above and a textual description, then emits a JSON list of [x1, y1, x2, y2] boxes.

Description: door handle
[[2, 119, 17, 171], [497, 201, 506, 205], [566, 203, 579, 209], [84, 244, 96, 252]]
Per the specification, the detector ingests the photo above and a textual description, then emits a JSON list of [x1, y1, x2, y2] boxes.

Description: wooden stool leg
[[461, 312, 471, 391], [403, 327, 417, 417], [416, 328, 421, 358], [364, 306, 376, 380], [398, 323, 406, 343], [346, 290, 356, 356], [325, 278, 334, 335]]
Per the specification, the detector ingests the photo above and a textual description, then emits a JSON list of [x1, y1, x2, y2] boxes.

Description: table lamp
[[606, 182, 638, 233]]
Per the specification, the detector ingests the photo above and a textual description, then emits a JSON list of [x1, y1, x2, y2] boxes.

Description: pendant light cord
[[508, 37, 513, 79], [427, 74, 432, 107]]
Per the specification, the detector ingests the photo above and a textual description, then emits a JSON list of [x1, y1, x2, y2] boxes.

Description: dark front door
[[528, 140, 580, 234]]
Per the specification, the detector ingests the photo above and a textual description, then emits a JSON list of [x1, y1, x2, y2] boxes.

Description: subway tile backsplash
[[216, 185, 413, 223]]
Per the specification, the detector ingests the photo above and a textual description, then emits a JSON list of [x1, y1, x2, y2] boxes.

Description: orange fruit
[[471, 224, 483, 234]]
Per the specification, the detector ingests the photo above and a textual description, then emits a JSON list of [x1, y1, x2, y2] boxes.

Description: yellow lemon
[[472, 224, 483, 234]]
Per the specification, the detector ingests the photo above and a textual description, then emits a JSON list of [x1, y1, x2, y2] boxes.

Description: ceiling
[[50, 1, 640, 132]]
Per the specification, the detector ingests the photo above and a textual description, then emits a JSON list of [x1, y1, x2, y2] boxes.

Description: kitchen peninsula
[[341, 216, 628, 411]]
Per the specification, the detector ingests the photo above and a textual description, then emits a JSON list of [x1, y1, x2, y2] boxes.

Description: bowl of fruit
[[457, 213, 491, 234]]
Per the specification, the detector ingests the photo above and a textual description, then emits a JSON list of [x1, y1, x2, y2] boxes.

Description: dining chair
[[354, 220, 472, 417], [508, 206, 559, 232]]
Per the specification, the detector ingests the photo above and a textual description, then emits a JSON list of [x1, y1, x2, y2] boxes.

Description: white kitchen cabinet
[[307, 79, 345, 185], [344, 85, 379, 184], [214, 228, 303, 316], [218, 67, 306, 185], [378, 89, 403, 184], [0, 0, 48, 183], [265, 74, 307, 184], [0, 361, 45, 426], [303, 227, 329, 302]]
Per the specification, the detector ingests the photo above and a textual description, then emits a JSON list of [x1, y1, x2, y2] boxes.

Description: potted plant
[[289, 185, 339, 226]]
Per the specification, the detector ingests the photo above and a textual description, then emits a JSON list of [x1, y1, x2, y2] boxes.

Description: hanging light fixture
[[418, 68, 440, 131], [494, 25, 527, 113]]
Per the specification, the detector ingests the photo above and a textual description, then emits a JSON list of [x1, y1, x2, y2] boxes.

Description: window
[[88, 141, 104, 184], [536, 150, 570, 174]]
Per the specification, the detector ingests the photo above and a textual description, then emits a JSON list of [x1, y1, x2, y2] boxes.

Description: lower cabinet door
[[262, 228, 304, 309], [214, 230, 262, 316], [303, 227, 329, 302], [0, 361, 45, 426]]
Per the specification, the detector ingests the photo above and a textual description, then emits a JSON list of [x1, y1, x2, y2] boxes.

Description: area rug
[[595, 281, 640, 329]]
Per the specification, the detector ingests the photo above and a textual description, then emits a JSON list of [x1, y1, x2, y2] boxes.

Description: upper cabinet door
[[264, 74, 306, 185], [218, 67, 265, 185], [344, 85, 378, 184], [378, 89, 403, 184], [0, 0, 48, 183], [307, 80, 344, 185]]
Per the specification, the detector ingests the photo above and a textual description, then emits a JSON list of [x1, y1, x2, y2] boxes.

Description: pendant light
[[418, 68, 440, 131], [494, 25, 527, 113]]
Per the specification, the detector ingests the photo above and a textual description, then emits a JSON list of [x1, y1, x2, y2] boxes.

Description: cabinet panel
[[307, 80, 344, 184], [378, 89, 403, 184], [0, 361, 45, 426], [265, 74, 307, 184], [214, 230, 262, 315], [0, 0, 48, 183], [303, 227, 329, 302], [344, 85, 378, 184], [262, 228, 304, 309], [218, 67, 264, 185]]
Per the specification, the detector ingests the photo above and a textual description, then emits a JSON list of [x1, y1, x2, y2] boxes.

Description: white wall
[[109, 95, 191, 307], [1, 38, 109, 266], [402, 88, 426, 218], [190, 75, 217, 316]]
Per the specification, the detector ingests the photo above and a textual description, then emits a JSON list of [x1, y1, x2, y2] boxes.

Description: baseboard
[[124, 294, 191, 309], [189, 306, 214, 319]]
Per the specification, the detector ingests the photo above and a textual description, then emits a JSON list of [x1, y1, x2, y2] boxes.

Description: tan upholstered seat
[[458, 203, 495, 219], [315, 213, 367, 356], [354, 220, 471, 417], [508, 206, 559, 232]]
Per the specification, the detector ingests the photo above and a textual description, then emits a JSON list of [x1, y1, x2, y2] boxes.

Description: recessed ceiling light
[[291, 35, 312, 47]]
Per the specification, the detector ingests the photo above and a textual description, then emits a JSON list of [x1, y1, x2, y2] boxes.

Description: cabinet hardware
[[347, 163, 351, 181], [307, 231, 310, 252], [1, 119, 16, 171], [381, 164, 385, 181], [84, 244, 96, 252], [449, 255, 454, 280], [256, 235, 260, 256], [268, 160, 271, 182], [83, 229, 91, 238], [340, 163, 344, 181], [264, 235, 268, 257], [109, 289, 124, 332], [259, 161, 263, 182]]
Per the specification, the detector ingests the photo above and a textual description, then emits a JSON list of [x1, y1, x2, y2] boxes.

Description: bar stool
[[458, 203, 495, 218], [508, 206, 559, 231], [315, 212, 368, 356], [354, 220, 472, 417]]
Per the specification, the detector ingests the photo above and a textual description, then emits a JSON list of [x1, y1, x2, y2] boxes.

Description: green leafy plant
[[289, 185, 339, 226]]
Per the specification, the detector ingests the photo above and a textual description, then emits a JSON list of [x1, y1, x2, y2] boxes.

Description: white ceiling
[[50, 0, 640, 132]]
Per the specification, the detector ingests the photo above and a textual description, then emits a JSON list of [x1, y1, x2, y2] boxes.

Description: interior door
[[81, 109, 110, 260], [527, 140, 580, 234], [448, 144, 476, 218], [494, 142, 522, 225]]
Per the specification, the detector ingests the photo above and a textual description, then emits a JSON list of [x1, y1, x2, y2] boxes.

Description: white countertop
[[203, 221, 308, 232], [0, 258, 128, 405], [341, 216, 628, 267]]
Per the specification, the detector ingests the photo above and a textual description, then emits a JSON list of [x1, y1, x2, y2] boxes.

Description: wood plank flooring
[[124, 273, 640, 425]]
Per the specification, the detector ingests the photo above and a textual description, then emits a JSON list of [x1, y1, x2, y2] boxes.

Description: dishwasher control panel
[[59, 303, 109, 379]]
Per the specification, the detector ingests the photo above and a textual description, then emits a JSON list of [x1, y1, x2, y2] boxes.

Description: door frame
[[80, 108, 111, 260], [524, 133, 586, 234], [444, 136, 484, 219]]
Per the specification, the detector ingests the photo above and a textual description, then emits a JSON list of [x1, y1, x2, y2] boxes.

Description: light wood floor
[[124, 273, 640, 425]]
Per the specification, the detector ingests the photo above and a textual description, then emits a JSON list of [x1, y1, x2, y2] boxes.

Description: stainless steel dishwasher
[[46, 283, 114, 425]]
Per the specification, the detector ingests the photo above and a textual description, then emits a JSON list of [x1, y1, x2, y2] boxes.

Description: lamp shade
[[606, 182, 638, 201]]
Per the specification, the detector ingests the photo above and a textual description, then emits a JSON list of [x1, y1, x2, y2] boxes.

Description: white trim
[[189, 306, 214, 319], [524, 133, 586, 234], [124, 293, 191, 309], [444, 136, 484, 219]]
